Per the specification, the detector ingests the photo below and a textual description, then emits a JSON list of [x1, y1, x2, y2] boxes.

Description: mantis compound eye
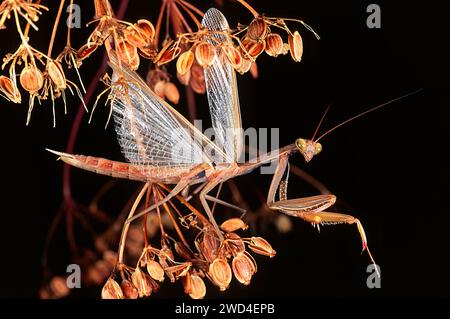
[[295, 138, 307, 151], [314, 142, 322, 155]]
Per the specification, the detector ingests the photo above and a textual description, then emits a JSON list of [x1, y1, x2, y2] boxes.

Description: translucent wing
[[202, 8, 243, 163], [110, 60, 231, 168]]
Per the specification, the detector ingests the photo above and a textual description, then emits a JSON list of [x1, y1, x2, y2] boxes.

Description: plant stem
[[118, 183, 150, 264], [47, 0, 66, 59]]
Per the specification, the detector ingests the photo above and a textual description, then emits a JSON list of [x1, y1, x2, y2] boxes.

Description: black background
[[0, 0, 447, 300]]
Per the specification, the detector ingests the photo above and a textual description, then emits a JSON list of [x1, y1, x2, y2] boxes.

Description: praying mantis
[[48, 8, 420, 272]]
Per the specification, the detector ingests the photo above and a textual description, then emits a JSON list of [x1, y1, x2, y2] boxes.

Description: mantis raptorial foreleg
[[266, 154, 378, 275]]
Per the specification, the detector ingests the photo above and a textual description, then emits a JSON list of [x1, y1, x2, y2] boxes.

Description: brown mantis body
[[49, 9, 421, 274]]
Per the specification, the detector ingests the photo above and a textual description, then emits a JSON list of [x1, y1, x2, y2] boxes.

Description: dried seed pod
[[232, 252, 257, 285], [175, 242, 193, 260], [125, 20, 155, 48], [101, 277, 124, 299], [153, 81, 166, 99], [248, 237, 276, 257], [176, 50, 194, 76], [103, 250, 118, 267], [237, 58, 252, 74], [155, 41, 181, 66], [77, 43, 99, 61], [116, 40, 140, 70], [208, 258, 232, 291], [177, 70, 191, 86], [47, 60, 66, 90], [195, 42, 216, 67], [249, 62, 258, 79], [131, 267, 152, 298], [0, 75, 21, 103], [221, 45, 242, 70], [189, 275, 206, 299], [182, 271, 192, 294], [121, 280, 138, 299], [202, 230, 220, 263], [221, 218, 248, 233], [189, 63, 206, 94], [146, 260, 165, 282], [276, 215, 293, 233], [281, 43, 290, 55], [20, 66, 44, 93], [138, 46, 157, 59], [164, 82, 180, 104], [288, 31, 303, 62], [225, 232, 245, 255], [241, 38, 265, 59], [49, 276, 70, 298], [137, 19, 155, 41], [247, 18, 269, 42], [265, 33, 284, 57]]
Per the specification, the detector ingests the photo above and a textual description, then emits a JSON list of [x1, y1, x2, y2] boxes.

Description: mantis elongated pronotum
[[48, 8, 421, 273]]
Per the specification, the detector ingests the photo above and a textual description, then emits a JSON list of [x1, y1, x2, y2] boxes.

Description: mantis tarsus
[[48, 8, 421, 276]]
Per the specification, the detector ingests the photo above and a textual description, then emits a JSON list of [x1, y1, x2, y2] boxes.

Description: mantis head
[[295, 138, 322, 162]]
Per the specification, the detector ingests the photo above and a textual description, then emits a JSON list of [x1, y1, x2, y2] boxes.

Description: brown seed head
[[237, 58, 252, 74], [221, 218, 248, 233], [195, 42, 216, 67], [103, 250, 118, 267], [175, 242, 193, 260], [176, 50, 194, 76], [232, 252, 257, 285], [137, 19, 155, 41], [164, 82, 180, 104], [208, 258, 232, 291], [224, 232, 245, 256], [248, 237, 276, 257], [182, 271, 192, 294], [146, 260, 165, 282], [0, 75, 21, 103], [49, 276, 70, 298], [101, 277, 124, 299], [247, 18, 269, 42], [202, 230, 220, 263], [221, 45, 242, 70], [47, 60, 66, 90], [189, 63, 206, 94], [189, 275, 207, 299], [177, 69, 191, 86], [249, 62, 258, 79], [131, 267, 152, 298], [138, 46, 157, 59], [241, 38, 265, 59], [125, 20, 155, 48], [121, 280, 139, 299], [153, 81, 166, 99], [155, 41, 182, 66], [77, 43, 99, 61], [116, 40, 140, 70], [20, 66, 44, 93], [265, 33, 284, 57], [288, 31, 303, 62]]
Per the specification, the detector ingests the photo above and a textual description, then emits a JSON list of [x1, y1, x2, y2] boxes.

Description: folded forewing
[[203, 8, 243, 163], [110, 60, 230, 168]]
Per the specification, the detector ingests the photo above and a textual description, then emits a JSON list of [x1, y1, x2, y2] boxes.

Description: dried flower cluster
[[1, 0, 322, 299], [96, 183, 277, 299], [1, 0, 318, 123]]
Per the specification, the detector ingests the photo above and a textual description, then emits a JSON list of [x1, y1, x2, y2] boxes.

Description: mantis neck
[[238, 143, 298, 173]]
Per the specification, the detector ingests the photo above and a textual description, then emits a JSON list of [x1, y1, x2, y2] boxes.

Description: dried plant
[[2, 1, 389, 300]]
